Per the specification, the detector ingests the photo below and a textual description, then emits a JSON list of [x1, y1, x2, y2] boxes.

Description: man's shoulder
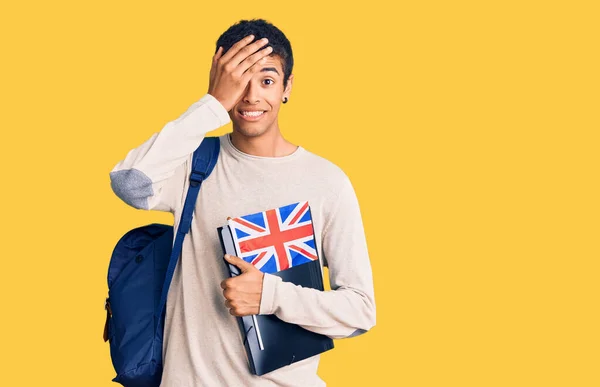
[[300, 148, 351, 187]]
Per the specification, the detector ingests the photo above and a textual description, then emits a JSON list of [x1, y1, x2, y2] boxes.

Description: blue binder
[[216, 223, 334, 376]]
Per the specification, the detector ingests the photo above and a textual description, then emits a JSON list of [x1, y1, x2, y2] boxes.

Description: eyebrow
[[260, 67, 280, 76]]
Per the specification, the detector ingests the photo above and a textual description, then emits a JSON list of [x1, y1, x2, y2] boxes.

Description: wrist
[[207, 92, 231, 112], [259, 273, 281, 315]]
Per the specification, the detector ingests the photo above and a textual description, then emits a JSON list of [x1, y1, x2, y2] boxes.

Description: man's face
[[228, 55, 293, 137]]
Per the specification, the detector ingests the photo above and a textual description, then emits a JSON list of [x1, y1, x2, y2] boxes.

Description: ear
[[283, 73, 293, 100]]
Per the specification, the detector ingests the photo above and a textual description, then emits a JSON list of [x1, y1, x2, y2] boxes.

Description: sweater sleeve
[[109, 93, 230, 212], [258, 175, 376, 339]]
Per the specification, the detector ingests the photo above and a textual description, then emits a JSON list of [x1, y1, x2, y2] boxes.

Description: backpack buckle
[[105, 297, 112, 316], [103, 297, 112, 342], [189, 171, 206, 187]]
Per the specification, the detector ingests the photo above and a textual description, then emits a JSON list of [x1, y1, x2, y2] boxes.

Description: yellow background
[[1, 1, 598, 386]]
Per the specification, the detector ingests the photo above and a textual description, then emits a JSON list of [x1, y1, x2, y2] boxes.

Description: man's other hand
[[221, 254, 265, 317]]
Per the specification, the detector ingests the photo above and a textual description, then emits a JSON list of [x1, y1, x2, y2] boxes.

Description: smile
[[238, 110, 266, 121]]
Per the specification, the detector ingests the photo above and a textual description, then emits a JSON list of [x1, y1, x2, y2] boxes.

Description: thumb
[[224, 254, 255, 273]]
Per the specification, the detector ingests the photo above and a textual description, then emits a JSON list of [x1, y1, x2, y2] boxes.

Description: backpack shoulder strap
[[179, 136, 221, 234], [190, 136, 221, 187], [155, 136, 221, 329]]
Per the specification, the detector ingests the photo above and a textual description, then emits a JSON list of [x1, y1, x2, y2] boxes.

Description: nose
[[242, 80, 261, 104]]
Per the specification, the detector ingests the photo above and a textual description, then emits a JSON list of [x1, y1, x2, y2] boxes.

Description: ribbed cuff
[[202, 93, 231, 126], [259, 273, 282, 315]]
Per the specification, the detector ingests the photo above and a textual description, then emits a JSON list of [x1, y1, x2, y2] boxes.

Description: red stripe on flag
[[266, 209, 290, 270], [232, 217, 264, 233], [251, 251, 267, 266], [289, 202, 309, 225], [289, 244, 318, 260]]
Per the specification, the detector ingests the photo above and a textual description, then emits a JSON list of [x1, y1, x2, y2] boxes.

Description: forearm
[[109, 93, 230, 211], [258, 173, 377, 339], [259, 272, 376, 339]]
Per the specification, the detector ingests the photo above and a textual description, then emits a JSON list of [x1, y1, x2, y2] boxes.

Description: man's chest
[[187, 165, 331, 258]]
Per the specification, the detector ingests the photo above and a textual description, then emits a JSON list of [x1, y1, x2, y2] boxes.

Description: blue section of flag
[[243, 253, 259, 264], [235, 228, 250, 239], [291, 253, 313, 267], [299, 211, 311, 223], [261, 256, 278, 273], [278, 203, 297, 224], [243, 212, 266, 228]]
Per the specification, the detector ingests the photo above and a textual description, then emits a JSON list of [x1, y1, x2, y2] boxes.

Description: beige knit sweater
[[109, 93, 376, 387]]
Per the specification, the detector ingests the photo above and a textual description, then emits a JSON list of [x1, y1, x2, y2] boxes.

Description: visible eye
[[263, 79, 274, 86]]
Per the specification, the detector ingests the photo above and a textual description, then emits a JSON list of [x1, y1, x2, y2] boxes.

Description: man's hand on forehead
[[208, 35, 273, 112]]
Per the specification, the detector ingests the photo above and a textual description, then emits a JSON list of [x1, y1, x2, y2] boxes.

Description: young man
[[110, 19, 376, 387]]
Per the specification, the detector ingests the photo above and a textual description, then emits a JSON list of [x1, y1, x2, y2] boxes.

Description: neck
[[229, 128, 298, 158]]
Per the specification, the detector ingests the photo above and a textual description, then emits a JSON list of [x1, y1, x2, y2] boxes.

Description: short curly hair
[[215, 18, 294, 91]]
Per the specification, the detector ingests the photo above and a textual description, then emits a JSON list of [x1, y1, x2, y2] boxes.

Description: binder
[[216, 204, 334, 376]]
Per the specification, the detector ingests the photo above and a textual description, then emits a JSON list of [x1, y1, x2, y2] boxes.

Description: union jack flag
[[227, 201, 319, 273]]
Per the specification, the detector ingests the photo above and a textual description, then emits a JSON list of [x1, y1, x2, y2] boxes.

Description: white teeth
[[241, 111, 264, 117]]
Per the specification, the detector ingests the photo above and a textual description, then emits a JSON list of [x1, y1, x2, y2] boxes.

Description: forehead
[[259, 55, 284, 75]]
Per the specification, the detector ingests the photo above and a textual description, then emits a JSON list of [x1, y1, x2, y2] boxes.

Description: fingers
[[218, 34, 256, 65], [220, 269, 261, 317], [209, 46, 223, 80], [224, 253, 240, 269], [229, 37, 270, 69], [225, 299, 250, 317], [225, 254, 254, 273], [236, 45, 273, 77], [213, 46, 223, 62], [220, 278, 230, 290]]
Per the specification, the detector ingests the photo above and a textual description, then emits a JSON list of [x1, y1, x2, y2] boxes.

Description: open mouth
[[237, 109, 267, 122]]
